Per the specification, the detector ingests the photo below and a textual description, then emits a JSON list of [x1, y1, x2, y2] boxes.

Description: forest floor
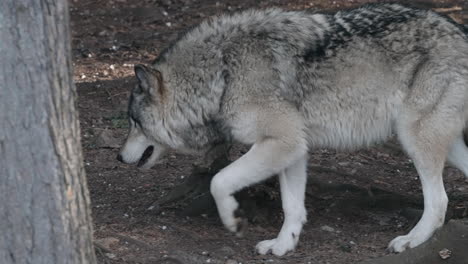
[[71, 0, 468, 263]]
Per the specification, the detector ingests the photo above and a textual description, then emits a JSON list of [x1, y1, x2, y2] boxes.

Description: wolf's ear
[[135, 64, 151, 93], [134, 64, 165, 100]]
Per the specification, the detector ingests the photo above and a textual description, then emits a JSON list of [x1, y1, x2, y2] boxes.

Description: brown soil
[[71, 0, 468, 263]]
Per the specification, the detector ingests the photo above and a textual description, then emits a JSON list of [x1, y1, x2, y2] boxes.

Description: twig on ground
[[111, 233, 154, 250]]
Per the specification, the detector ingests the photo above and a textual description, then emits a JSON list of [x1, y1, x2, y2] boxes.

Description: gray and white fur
[[118, 3, 468, 256]]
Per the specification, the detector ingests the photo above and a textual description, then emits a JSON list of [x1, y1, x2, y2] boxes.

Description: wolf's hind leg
[[256, 155, 308, 256], [447, 134, 468, 178]]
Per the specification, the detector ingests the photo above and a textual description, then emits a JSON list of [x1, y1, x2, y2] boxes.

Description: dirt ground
[[70, 0, 468, 263]]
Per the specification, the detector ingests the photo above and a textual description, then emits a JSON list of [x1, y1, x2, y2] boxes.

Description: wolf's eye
[[130, 115, 143, 128]]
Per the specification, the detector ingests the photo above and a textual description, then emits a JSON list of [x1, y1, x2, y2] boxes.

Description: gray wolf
[[117, 3, 468, 256]]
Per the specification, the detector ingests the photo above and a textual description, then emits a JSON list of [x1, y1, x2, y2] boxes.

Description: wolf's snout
[[116, 154, 123, 163]]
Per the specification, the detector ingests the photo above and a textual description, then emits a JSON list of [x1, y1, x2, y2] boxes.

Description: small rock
[[220, 246, 235, 257], [225, 260, 237, 264], [80, 50, 92, 58], [147, 204, 161, 214], [321, 225, 335, 232], [339, 243, 352, 252], [109, 64, 115, 70], [439, 248, 451, 260], [377, 216, 390, 226], [105, 253, 116, 259]]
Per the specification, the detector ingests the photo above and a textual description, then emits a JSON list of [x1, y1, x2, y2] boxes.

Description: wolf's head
[[117, 64, 170, 169]]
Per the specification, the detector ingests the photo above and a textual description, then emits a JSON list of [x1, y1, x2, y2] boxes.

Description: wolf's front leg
[[256, 156, 308, 256], [210, 137, 308, 255]]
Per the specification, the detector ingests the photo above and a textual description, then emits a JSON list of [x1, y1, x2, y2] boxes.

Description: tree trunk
[[0, 1, 96, 263]]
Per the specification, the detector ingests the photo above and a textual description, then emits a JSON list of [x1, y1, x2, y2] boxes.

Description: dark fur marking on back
[[304, 3, 423, 63]]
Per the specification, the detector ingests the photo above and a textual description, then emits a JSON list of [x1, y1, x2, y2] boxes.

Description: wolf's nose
[[116, 154, 123, 162]]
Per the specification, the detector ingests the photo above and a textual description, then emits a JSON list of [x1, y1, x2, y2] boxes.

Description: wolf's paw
[[217, 197, 247, 236], [223, 211, 248, 237], [388, 234, 426, 253], [256, 238, 295, 256]]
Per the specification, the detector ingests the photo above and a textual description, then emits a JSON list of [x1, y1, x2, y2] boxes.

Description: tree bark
[[0, 1, 96, 263]]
